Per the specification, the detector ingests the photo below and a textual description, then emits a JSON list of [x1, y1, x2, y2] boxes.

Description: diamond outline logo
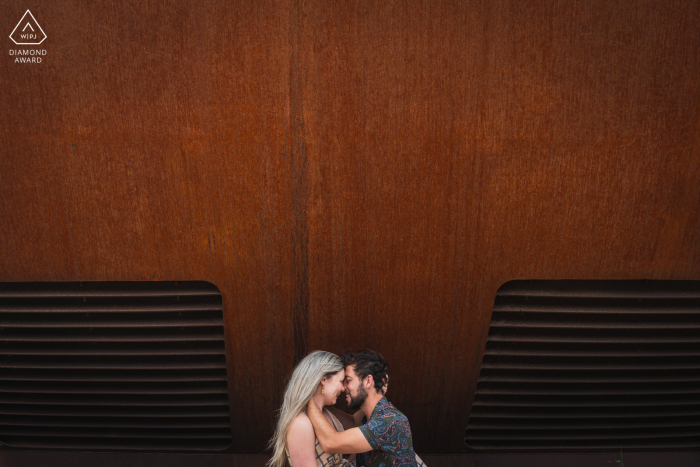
[[9, 10, 47, 45]]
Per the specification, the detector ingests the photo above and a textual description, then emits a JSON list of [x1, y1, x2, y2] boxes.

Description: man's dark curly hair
[[341, 349, 389, 394]]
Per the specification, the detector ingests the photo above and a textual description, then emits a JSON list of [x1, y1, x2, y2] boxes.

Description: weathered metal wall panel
[[298, 0, 700, 453], [0, 0, 294, 452], [1, 0, 699, 455]]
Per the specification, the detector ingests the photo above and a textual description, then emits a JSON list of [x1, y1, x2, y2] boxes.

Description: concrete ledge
[[1, 451, 698, 467]]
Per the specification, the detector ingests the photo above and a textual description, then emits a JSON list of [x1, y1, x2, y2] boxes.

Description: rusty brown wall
[[1, 0, 699, 454]]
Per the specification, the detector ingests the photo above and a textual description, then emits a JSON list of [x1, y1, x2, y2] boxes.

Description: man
[[306, 349, 423, 467]]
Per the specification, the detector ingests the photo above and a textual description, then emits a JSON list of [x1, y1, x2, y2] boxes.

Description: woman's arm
[[307, 400, 372, 454], [286, 414, 318, 467]]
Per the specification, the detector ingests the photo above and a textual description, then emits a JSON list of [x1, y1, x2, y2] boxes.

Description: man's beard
[[347, 385, 368, 410]]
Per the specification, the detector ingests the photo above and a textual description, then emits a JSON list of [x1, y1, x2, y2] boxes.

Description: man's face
[[344, 364, 368, 410]]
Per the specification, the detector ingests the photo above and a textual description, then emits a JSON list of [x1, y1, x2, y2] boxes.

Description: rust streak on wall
[[289, 0, 309, 365]]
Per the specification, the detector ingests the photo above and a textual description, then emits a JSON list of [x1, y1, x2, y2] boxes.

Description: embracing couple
[[268, 350, 425, 467]]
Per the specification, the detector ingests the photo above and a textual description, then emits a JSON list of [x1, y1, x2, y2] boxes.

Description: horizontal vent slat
[[465, 427, 700, 440], [0, 427, 233, 438], [466, 441, 700, 450], [467, 416, 700, 430], [476, 384, 700, 396], [1, 415, 232, 428], [469, 406, 700, 418], [485, 349, 700, 357], [488, 336, 700, 343], [0, 349, 225, 356], [0, 381, 228, 394], [481, 353, 700, 369], [494, 294, 700, 308], [0, 368, 227, 382], [489, 322, 700, 329], [478, 368, 700, 383], [489, 326, 700, 341], [0, 304, 222, 313], [472, 394, 700, 407], [2, 437, 232, 450], [493, 305, 700, 314], [495, 280, 700, 299], [0, 404, 231, 417], [0, 354, 227, 370], [0, 339, 225, 356], [0, 392, 229, 406], [485, 340, 700, 353], [0, 282, 220, 298], [0, 362, 226, 370], [0, 327, 225, 342], [480, 363, 700, 370], [0, 317, 224, 328], [0, 290, 221, 298]]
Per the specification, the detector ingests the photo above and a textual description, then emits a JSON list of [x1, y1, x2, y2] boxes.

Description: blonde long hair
[[267, 351, 343, 467]]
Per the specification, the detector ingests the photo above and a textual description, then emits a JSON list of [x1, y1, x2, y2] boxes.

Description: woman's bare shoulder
[[286, 412, 317, 467], [288, 412, 314, 436]]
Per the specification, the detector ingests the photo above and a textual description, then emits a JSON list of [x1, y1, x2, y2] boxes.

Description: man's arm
[[306, 400, 372, 454]]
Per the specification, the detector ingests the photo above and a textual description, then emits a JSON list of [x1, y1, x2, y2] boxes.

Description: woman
[[268, 351, 355, 467]]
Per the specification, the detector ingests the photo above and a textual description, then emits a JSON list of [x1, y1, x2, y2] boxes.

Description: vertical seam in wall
[[290, 0, 308, 365]]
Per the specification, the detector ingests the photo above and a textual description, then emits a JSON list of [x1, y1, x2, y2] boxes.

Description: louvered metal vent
[[466, 280, 700, 451], [0, 281, 232, 451]]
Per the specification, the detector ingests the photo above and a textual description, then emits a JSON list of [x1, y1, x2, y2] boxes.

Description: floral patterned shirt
[[358, 397, 420, 467]]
